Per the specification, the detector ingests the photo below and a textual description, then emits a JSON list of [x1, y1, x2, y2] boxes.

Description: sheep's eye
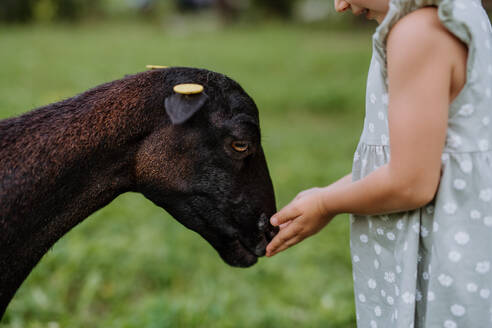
[[231, 141, 249, 152]]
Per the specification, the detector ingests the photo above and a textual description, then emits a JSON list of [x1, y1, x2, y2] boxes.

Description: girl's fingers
[[266, 221, 304, 256], [267, 234, 303, 257], [270, 202, 301, 226], [279, 220, 292, 229]]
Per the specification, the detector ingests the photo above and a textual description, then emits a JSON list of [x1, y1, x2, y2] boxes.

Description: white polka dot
[[483, 116, 491, 125], [396, 265, 402, 274], [384, 271, 395, 283], [484, 217, 492, 227], [370, 93, 377, 104], [421, 227, 429, 238], [386, 232, 396, 240], [476, 261, 490, 274], [444, 320, 457, 328], [360, 234, 368, 243], [423, 272, 429, 280], [412, 223, 420, 233], [368, 123, 375, 133], [448, 134, 462, 148], [453, 179, 466, 190], [370, 320, 377, 328], [428, 291, 435, 301], [443, 203, 458, 215], [458, 104, 474, 116], [368, 279, 377, 289], [402, 292, 415, 304], [374, 259, 380, 269], [358, 293, 366, 302], [448, 251, 461, 263], [381, 134, 388, 145], [454, 231, 470, 245], [416, 290, 422, 302], [426, 205, 435, 214], [374, 306, 382, 317], [374, 243, 382, 255], [353, 255, 360, 263], [396, 220, 404, 230], [387, 296, 394, 305], [378, 111, 385, 120], [467, 283, 478, 292], [459, 160, 473, 173], [377, 227, 384, 235], [479, 139, 490, 151], [480, 188, 492, 202], [442, 153, 450, 162], [471, 210, 482, 220], [451, 304, 466, 317], [481, 289, 490, 299], [438, 274, 453, 287], [380, 289, 386, 297]]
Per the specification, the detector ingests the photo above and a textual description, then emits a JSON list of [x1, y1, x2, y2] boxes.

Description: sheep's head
[[135, 67, 278, 267]]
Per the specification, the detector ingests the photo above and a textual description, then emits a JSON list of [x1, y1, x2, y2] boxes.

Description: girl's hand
[[266, 188, 335, 257]]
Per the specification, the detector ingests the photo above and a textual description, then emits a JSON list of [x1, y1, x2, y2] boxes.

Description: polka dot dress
[[350, 0, 492, 327]]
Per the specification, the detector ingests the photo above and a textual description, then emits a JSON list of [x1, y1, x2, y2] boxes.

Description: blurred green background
[[1, 1, 490, 327]]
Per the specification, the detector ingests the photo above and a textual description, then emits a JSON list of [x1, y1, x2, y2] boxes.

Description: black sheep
[[0, 67, 277, 317]]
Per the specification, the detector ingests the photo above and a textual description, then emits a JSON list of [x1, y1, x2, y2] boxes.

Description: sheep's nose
[[258, 213, 268, 231], [258, 213, 279, 242]]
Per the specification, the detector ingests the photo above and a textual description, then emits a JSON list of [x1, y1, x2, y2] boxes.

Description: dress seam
[[358, 142, 492, 154]]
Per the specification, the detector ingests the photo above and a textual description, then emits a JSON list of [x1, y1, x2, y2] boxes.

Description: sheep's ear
[[164, 83, 208, 125], [164, 93, 208, 125]]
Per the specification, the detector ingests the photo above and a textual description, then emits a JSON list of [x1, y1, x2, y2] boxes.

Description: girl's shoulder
[[388, 6, 463, 50], [386, 6, 467, 80]]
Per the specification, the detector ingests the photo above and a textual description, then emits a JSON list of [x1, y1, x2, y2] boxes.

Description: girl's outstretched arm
[[266, 7, 467, 257]]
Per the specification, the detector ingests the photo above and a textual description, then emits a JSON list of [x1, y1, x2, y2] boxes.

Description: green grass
[[0, 20, 373, 327]]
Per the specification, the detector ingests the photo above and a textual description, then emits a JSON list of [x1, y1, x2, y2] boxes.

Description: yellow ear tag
[[146, 65, 169, 70], [173, 83, 204, 95]]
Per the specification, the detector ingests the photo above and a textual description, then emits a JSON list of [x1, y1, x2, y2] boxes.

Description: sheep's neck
[[0, 83, 164, 316]]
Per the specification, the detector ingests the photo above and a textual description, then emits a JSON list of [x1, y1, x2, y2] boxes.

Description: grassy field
[[0, 20, 374, 327]]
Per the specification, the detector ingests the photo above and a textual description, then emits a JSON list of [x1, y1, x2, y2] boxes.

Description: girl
[[266, 0, 492, 327]]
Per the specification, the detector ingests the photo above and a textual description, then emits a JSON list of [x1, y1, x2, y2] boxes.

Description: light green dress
[[350, 0, 492, 327]]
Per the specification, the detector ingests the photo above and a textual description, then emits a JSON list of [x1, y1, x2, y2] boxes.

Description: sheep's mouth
[[221, 239, 258, 268], [168, 198, 265, 267]]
